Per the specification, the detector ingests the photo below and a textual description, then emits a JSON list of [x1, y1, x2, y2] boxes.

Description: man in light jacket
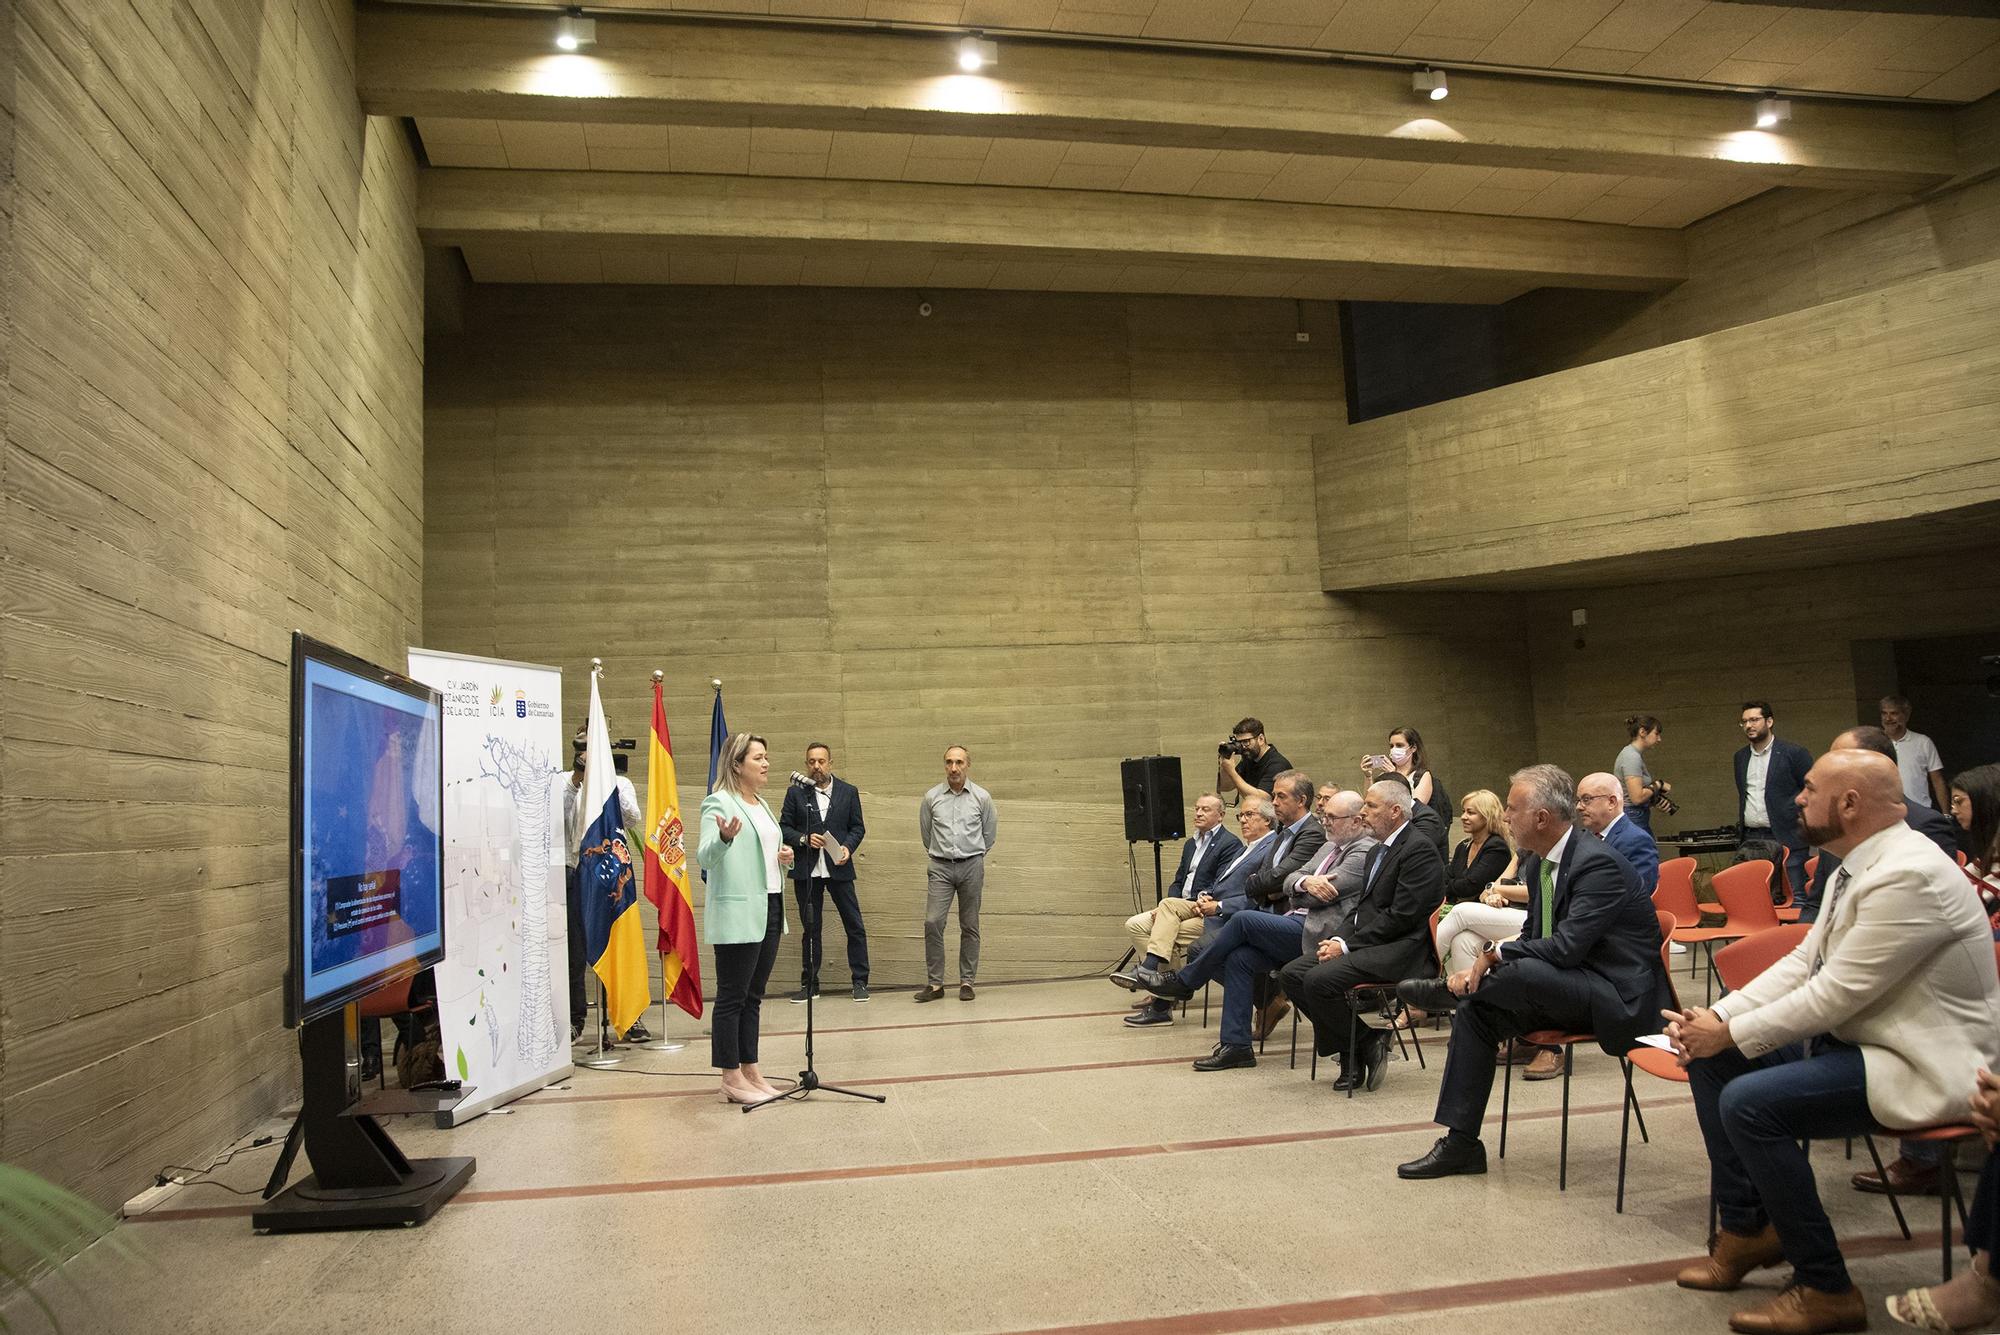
[[1668, 749, 2000, 1335]]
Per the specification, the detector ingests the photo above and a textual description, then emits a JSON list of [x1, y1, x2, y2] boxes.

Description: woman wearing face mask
[[1361, 727, 1448, 819]]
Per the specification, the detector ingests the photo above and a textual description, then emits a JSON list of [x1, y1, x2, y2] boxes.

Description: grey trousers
[[925, 854, 984, 985]]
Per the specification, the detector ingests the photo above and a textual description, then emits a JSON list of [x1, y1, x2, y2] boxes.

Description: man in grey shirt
[[916, 744, 997, 1002]]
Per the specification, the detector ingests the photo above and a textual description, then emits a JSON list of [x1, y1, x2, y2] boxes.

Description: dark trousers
[[711, 894, 783, 1070], [1689, 1041, 1875, 1294], [1432, 958, 1598, 1135], [1970, 1151, 2000, 1255], [565, 864, 587, 1023], [1278, 938, 1429, 1063], [795, 876, 869, 990], [1176, 910, 1300, 1049]]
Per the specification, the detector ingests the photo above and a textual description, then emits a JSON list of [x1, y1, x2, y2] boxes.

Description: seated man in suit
[[1372, 769, 1448, 854], [1140, 790, 1373, 1057], [1119, 799, 1278, 1008], [1274, 780, 1444, 1092], [1396, 764, 1667, 1178], [1799, 729, 1981, 1204], [1114, 793, 1241, 997], [1667, 750, 2000, 1335], [1578, 771, 1660, 893]]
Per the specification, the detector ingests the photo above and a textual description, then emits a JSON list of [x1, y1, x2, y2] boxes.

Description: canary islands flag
[[644, 678, 703, 1019], [580, 669, 651, 1036]]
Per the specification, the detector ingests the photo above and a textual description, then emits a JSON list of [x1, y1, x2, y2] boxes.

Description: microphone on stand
[[790, 771, 815, 787]]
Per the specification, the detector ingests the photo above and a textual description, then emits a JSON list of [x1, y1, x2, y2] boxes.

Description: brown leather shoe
[[1522, 1047, 1565, 1081], [1853, 1155, 1942, 1196], [1252, 996, 1290, 1042], [1677, 1224, 1784, 1291], [1728, 1282, 1868, 1334], [1500, 1039, 1542, 1065]]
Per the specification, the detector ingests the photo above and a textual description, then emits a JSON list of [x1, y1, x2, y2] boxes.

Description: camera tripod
[[746, 880, 883, 1114]]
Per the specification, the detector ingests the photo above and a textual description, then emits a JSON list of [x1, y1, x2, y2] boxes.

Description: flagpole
[[576, 659, 623, 1070], [645, 669, 689, 1053]]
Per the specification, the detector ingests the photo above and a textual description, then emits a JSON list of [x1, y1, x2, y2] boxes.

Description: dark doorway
[[1854, 630, 2000, 794]]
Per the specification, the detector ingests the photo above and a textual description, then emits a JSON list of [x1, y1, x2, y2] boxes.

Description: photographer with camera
[[1217, 717, 1290, 805], [1615, 715, 1675, 832]]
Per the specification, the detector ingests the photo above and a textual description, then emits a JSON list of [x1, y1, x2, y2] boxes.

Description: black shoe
[[1133, 964, 1163, 989], [1124, 1006, 1174, 1028], [359, 1056, 383, 1082], [1331, 1061, 1365, 1092], [789, 987, 819, 1004], [1397, 1135, 1488, 1180], [1109, 972, 1141, 992], [1144, 970, 1197, 1002], [625, 1022, 652, 1042], [915, 985, 945, 1003], [852, 984, 870, 1003], [1396, 977, 1459, 1013], [1365, 1031, 1391, 1091], [1193, 1043, 1255, 1071]]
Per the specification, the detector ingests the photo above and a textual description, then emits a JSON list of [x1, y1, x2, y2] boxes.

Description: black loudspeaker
[[1121, 756, 1185, 843]]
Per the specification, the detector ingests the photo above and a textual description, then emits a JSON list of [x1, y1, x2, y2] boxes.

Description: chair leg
[[1499, 1042, 1513, 1160], [1631, 1080, 1650, 1145], [1617, 1061, 1634, 1214], [1862, 1135, 1912, 1241], [1942, 1164, 1955, 1283], [1558, 1044, 1573, 1192], [1409, 1013, 1424, 1070], [1345, 1004, 1357, 1100], [1202, 984, 1209, 1028], [1289, 1006, 1299, 1070]]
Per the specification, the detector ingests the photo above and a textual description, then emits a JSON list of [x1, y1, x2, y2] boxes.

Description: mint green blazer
[[697, 789, 788, 946]]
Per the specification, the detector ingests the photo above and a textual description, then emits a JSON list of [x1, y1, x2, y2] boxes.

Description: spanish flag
[[579, 668, 651, 1036], [643, 677, 703, 1019]]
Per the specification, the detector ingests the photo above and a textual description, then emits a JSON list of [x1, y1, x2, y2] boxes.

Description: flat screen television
[[286, 632, 446, 1028]]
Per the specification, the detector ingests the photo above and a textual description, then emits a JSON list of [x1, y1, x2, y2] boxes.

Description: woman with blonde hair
[[698, 731, 794, 1105], [1432, 789, 1527, 977]]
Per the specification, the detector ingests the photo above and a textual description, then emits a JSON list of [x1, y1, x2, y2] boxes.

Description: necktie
[[1539, 860, 1556, 939], [1811, 868, 1849, 977]]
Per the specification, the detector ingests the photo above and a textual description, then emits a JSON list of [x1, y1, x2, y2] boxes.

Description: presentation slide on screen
[[301, 658, 443, 1010]]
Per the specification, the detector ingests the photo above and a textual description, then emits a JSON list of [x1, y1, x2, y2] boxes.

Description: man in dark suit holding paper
[[1396, 763, 1670, 1179], [780, 743, 870, 1003]]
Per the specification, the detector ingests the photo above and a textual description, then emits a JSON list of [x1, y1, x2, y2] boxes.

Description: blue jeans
[[1175, 910, 1301, 1048], [1624, 803, 1652, 832], [1690, 1040, 1876, 1293]]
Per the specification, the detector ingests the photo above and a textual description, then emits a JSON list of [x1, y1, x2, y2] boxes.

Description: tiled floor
[[6, 979, 1959, 1334]]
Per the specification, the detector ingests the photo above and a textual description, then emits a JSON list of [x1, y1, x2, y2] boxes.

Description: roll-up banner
[[407, 647, 572, 1123]]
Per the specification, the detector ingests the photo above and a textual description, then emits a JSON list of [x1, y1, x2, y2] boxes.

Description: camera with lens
[[1218, 739, 1247, 759]]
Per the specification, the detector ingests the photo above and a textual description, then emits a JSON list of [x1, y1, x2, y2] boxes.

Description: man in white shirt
[[1667, 750, 2000, 1335], [1881, 694, 1948, 811], [1115, 794, 1241, 1006]]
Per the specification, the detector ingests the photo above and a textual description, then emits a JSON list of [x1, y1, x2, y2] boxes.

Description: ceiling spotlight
[[555, 9, 596, 52], [1413, 67, 1448, 101], [957, 35, 997, 72], [1754, 94, 1790, 129]]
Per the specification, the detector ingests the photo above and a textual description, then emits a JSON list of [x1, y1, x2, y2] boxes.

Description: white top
[[1177, 826, 1217, 896], [1893, 729, 1943, 808], [1743, 741, 1773, 829], [811, 782, 834, 877], [745, 798, 784, 895]]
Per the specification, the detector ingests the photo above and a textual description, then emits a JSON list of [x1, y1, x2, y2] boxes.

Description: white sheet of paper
[[1636, 1033, 1677, 1051]]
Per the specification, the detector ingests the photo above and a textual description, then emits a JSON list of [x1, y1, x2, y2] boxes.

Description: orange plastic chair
[[1672, 861, 1777, 1002], [1774, 854, 1820, 924], [1614, 909, 1685, 1212], [1711, 922, 1809, 992], [1499, 908, 1672, 1193]]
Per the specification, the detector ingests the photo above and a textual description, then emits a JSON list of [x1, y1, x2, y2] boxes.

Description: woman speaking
[[698, 731, 794, 1105]]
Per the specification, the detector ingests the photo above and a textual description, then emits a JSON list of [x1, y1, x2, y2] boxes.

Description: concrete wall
[[0, 0, 423, 1208]]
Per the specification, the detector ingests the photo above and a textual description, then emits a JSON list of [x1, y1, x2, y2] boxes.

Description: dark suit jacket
[[1246, 815, 1326, 907], [779, 777, 866, 883], [1733, 738, 1815, 850], [1342, 823, 1446, 956], [1600, 813, 1660, 894], [1801, 800, 1963, 921], [1208, 833, 1277, 919], [1411, 802, 1448, 855], [1167, 826, 1243, 899], [1504, 829, 1670, 1054]]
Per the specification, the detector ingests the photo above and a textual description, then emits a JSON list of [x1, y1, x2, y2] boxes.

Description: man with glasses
[[1217, 717, 1289, 805], [1577, 772, 1659, 893], [1733, 701, 1814, 909]]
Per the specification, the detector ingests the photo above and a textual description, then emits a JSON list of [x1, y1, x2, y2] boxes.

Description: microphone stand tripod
[[747, 792, 883, 1114]]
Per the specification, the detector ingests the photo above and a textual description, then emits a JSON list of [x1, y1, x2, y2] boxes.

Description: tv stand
[[253, 1007, 475, 1233]]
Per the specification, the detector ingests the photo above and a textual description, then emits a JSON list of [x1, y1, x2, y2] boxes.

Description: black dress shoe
[[1396, 977, 1459, 1013], [1365, 1031, 1391, 1091], [1124, 1006, 1173, 1027], [1110, 972, 1141, 991], [1330, 1062, 1365, 1092], [1397, 1135, 1488, 1179], [1144, 970, 1197, 1002], [1193, 1043, 1255, 1071]]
